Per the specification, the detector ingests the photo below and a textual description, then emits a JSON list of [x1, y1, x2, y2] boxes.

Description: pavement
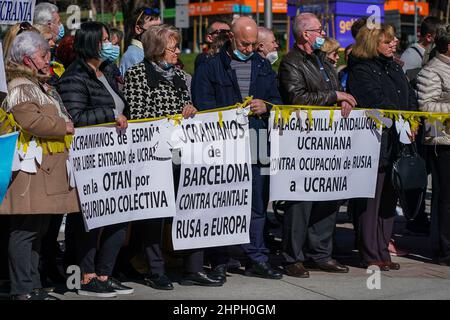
[[1, 205, 449, 301]]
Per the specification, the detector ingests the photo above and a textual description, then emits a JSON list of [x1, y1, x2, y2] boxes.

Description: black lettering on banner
[[352, 155, 372, 169], [81, 191, 168, 220], [72, 131, 115, 151], [97, 151, 127, 167], [297, 136, 351, 151], [304, 176, 347, 192], [210, 215, 247, 236], [179, 120, 245, 143], [178, 189, 249, 211], [339, 117, 377, 131], [183, 164, 250, 187], [103, 170, 132, 191], [131, 126, 159, 143]]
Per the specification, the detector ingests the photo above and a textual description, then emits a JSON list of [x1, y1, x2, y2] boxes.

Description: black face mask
[[29, 57, 47, 76]]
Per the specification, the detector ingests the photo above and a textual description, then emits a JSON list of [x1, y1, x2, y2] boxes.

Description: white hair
[[34, 2, 58, 25], [257, 26, 273, 43], [292, 12, 318, 42], [9, 31, 50, 64]]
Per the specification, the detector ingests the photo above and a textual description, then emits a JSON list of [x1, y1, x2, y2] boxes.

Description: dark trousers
[[241, 165, 270, 264], [71, 213, 127, 276], [40, 215, 64, 276], [0, 216, 9, 279], [8, 214, 51, 295], [435, 145, 450, 261], [282, 200, 338, 264], [358, 170, 397, 263], [142, 218, 165, 275], [143, 159, 204, 275]]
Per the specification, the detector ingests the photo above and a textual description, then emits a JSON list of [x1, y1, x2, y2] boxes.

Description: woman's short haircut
[[110, 28, 124, 42], [320, 37, 340, 54], [435, 25, 450, 54], [9, 31, 49, 64], [141, 24, 180, 62], [352, 23, 395, 59], [75, 21, 109, 60]]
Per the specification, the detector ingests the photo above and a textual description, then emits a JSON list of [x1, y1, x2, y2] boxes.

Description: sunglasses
[[136, 7, 160, 26], [17, 21, 33, 35], [209, 29, 230, 36]]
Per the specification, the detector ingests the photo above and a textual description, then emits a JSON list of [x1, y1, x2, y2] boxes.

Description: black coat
[[278, 46, 340, 106], [347, 54, 418, 111], [347, 54, 419, 169], [57, 58, 129, 127]]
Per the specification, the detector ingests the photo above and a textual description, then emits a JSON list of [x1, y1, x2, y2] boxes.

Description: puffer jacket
[[417, 53, 450, 145], [57, 58, 129, 127], [278, 45, 340, 105]]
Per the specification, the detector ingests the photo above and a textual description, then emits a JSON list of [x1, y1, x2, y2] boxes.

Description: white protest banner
[[270, 109, 381, 201], [70, 120, 176, 230], [0, 0, 35, 25], [171, 109, 252, 250]]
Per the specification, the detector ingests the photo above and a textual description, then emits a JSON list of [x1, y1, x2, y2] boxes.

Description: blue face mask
[[312, 36, 325, 50], [232, 39, 254, 61], [100, 42, 120, 62], [56, 24, 65, 42]]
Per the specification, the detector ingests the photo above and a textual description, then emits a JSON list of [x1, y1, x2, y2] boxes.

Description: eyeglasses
[[305, 27, 324, 34], [208, 29, 230, 36], [17, 22, 33, 35], [136, 7, 160, 26], [166, 44, 180, 53]]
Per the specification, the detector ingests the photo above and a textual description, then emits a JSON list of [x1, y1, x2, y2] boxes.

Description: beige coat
[[417, 53, 450, 145], [0, 68, 80, 215]]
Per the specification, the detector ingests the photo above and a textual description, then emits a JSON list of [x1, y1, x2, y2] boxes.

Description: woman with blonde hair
[[347, 23, 418, 271], [320, 37, 340, 67]]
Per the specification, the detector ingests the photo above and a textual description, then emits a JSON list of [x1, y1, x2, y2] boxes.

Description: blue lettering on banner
[[0, 1, 35, 25]]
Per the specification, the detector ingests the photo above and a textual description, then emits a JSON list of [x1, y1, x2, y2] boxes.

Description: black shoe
[[284, 262, 310, 278], [305, 259, 349, 273], [245, 262, 283, 279], [32, 288, 60, 300], [77, 278, 117, 298], [144, 274, 174, 290], [105, 277, 134, 295], [11, 293, 39, 300], [11, 290, 59, 300], [208, 265, 227, 283], [180, 272, 223, 287]]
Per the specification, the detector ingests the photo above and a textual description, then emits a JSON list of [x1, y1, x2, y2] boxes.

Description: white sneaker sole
[[114, 288, 134, 295], [77, 290, 117, 298]]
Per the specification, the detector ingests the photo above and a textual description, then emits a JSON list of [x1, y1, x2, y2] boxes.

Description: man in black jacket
[[278, 12, 356, 278]]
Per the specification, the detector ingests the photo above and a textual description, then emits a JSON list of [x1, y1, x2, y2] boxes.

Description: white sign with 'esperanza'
[[269, 109, 382, 201], [70, 120, 176, 230], [171, 109, 252, 250]]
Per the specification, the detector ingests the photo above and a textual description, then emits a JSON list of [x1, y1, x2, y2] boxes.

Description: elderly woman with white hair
[[0, 31, 79, 300]]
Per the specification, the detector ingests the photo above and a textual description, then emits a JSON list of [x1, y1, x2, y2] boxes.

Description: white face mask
[[266, 51, 278, 64]]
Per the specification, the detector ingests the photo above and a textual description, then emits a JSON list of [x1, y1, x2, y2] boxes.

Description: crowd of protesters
[[0, 2, 449, 300]]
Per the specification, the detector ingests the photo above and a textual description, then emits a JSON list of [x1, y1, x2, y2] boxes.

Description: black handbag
[[391, 142, 427, 220]]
